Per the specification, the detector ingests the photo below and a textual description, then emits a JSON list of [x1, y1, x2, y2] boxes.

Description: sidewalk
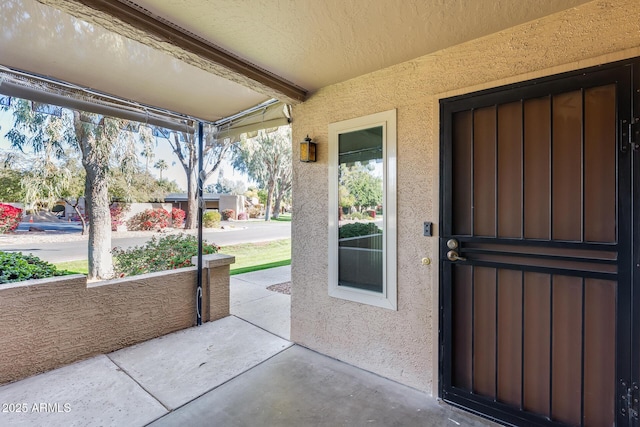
[[0, 267, 495, 427], [230, 265, 291, 340]]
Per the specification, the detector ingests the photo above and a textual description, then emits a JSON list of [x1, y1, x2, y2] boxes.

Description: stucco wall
[[219, 194, 246, 216], [291, 0, 640, 393], [0, 253, 234, 384], [120, 202, 174, 224]]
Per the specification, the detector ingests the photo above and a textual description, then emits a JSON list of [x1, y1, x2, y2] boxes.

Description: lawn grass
[[55, 259, 88, 275], [53, 238, 292, 276], [223, 238, 291, 275], [272, 213, 291, 222]]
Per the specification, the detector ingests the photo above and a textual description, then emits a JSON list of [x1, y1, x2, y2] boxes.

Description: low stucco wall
[[0, 254, 233, 385], [219, 194, 246, 216], [291, 0, 640, 393], [119, 202, 174, 226]]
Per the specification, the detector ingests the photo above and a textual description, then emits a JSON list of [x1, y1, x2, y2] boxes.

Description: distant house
[[164, 193, 245, 215]]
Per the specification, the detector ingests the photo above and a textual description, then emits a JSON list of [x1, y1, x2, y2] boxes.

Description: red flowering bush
[[0, 203, 22, 233], [110, 203, 130, 231], [126, 208, 170, 231], [171, 208, 185, 228], [237, 212, 248, 220], [221, 209, 235, 220]]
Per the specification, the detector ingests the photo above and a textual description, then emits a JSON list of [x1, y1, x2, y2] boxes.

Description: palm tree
[[154, 159, 168, 180], [141, 142, 155, 173]]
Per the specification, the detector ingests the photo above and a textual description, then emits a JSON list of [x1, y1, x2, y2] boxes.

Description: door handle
[[447, 250, 466, 262]]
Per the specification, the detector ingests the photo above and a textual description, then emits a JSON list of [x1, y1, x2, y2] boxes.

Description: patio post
[[196, 121, 204, 325]]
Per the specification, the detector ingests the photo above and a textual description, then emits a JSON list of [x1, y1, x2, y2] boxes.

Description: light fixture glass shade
[[300, 135, 316, 162]]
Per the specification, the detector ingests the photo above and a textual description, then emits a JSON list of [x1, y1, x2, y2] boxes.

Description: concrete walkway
[[230, 265, 291, 340], [0, 267, 496, 427]]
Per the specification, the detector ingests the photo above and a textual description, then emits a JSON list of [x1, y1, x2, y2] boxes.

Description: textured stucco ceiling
[[127, 0, 591, 92], [0, 0, 591, 122], [0, 0, 269, 122]]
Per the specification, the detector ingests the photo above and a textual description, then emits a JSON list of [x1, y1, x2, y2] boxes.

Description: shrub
[[112, 234, 219, 277], [0, 252, 73, 284], [237, 212, 248, 221], [221, 209, 235, 220], [203, 211, 221, 228], [223, 209, 235, 220], [0, 204, 22, 233], [126, 208, 170, 231], [171, 208, 186, 228], [110, 203, 129, 231], [339, 222, 382, 239], [247, 206, 261, 218]]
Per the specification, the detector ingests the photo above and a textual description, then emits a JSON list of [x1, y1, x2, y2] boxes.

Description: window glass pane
[[338, 126, 384, 292]]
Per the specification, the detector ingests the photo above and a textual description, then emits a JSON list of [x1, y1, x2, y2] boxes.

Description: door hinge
[[620, 380, 639, 421], [621, 118, 640, 153], [630, 118, 640, 151]]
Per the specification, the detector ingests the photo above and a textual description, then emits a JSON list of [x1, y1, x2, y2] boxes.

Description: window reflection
[[337, 126, 384, 292]]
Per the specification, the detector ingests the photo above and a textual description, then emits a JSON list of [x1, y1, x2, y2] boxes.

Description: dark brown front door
[[440, 61, 640, 426]]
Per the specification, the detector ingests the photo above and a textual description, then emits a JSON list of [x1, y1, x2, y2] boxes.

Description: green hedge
[[112, 234, 219, 277], [0, 252, 73, 284], [338, 222, 382, 239]]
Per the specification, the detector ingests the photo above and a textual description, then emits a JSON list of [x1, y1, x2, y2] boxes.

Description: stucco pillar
[[191, 254, 235, 322]]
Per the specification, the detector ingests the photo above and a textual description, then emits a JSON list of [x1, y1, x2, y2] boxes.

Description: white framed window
[[328, 109, 397, 310]]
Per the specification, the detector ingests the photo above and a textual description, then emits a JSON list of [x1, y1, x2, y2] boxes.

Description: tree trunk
[[272, 196, 281, 219], [84, 178, 91, 235], [272, 175, 292, 220], [184, 167, 198, 229], [74, 112, 113, 280], [65, 198, 87, 235], [264, 179, 275, 221], [272, 182, 290, 220], [86, 165, 113, 280], [78, 202, 88, 236], [168, 130, 232, 229], [76, 205, 87, 235]]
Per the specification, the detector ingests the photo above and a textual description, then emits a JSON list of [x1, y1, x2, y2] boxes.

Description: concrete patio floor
[[0, 267, 496, 427], [230, 266, 291, 340]]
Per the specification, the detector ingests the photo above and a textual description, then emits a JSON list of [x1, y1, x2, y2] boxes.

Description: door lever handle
[[447, 250, 466, 262]]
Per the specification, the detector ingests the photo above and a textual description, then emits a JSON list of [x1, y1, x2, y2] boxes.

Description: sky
[[0, 105, 248, 192]]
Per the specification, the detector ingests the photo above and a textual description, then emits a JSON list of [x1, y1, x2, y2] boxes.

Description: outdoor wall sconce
[[300, 135, 317, 162]]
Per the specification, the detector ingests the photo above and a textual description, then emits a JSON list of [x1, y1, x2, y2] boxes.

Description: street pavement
[[16, 221, 83, 233], [0, 220, 291, 263]]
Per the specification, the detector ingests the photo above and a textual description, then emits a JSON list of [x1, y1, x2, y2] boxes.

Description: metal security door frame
[[439, 59, 637, 426], [629, 61, 640, 426]]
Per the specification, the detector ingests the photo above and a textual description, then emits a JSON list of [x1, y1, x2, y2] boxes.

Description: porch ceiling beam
[[36, 0, 307, 104]]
